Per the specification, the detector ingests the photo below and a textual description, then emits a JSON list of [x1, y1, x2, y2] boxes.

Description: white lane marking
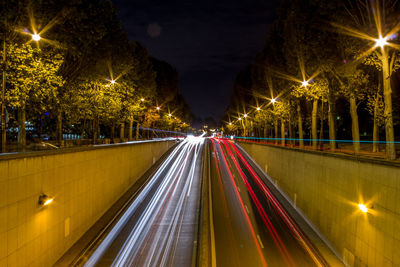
[[257, 235, 264, 249], [244, 205, 250, 214]]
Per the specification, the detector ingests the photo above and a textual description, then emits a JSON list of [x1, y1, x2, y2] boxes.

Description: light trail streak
[[209, 139, 242, 265], [212, 139, 268, 267], [84, 141, 187, 266], [85, 136, 204, 266], [227, 140, 325, 267], [219, 139, 295, 267]]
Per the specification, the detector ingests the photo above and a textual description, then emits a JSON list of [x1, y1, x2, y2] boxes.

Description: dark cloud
[[113, 0, 280, 120]]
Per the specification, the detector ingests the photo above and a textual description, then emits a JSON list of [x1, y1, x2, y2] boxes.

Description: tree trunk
[[111, 121, 115, 143], [136, 122, 140, 140], [1, 39, 7, 153], [120, 122, 125, 140], [274, 119, 278, 144], [327, 94, 337, 151], [128, 119, 133, 140], [349, 96, 360, 153], [92, 119, 96, 144], [97, 117, 100, 140], [319, 101, 324, 149], [288, 115, 293, 145], [263, 122, 268, 138], [17, 106, 26, 151], [81, 119, 85, 139], [281, 119, 285, 146], [381, 50, 396, 159], [373, 95, 380, 153], [373, 113, 379, 153], [297, 102, 304, 148], [312, 99, 318, 149], [56, 109, 63, 146]]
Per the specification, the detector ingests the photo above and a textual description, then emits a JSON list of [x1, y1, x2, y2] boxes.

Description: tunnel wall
[[0, 140, 175, 266], [239, 142, 400, 267]]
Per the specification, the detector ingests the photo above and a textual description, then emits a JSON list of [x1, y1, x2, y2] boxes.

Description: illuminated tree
[[5, 43, 63, 150]]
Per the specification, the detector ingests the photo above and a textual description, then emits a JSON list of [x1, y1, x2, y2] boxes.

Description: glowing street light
[[110, 79, 116, 85], [375, 36, 388, 48], [358, 204, 368, 213], [32, 33, 41, 41], [243, 114, 248, 118], [270, 98, 276, 104], [256, 107, 261, 111], [301, 80, 309, 87], [156, 106, 160, 111], [229, 122, 232, 125], [140, 98, 145, 102], [238, 117, 242, 121], [168, 113, 172, 117]]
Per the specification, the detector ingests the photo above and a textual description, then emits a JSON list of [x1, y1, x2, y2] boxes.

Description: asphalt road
[[83, 136, 204, 267], [209, 138, 328, 267]]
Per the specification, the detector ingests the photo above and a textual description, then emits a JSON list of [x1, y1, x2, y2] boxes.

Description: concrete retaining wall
[[0, 140, 174, 266], [239, 142, 400, 267]]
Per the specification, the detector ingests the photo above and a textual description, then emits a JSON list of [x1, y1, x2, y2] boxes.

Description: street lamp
[[256, 107, 261, 111], [156, 106, 160, 111], [243, 114, 248, 118], [168, 113, 172, 117], [358, 204, 368, 213], [301, 80, 309, 87], [238, 117, 242, 121], [375, 36, 388, 48], [270, 98, 276, 104], [110, 79, 116, 85], [229, 122, 232, 125], [32, 33, 41, 42], [140, 98, 145, 102]]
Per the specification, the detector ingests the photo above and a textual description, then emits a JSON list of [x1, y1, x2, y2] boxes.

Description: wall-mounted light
[[38, 194, 54, 206]]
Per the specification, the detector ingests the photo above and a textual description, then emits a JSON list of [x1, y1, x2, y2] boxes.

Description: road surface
[[209, 138, 329, 267], [84, 136, 204, 266]]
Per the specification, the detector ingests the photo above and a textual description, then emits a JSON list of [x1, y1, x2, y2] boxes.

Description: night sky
[[113, 0, 280, 120]]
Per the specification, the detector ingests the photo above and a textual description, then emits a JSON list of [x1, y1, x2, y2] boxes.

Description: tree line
[[223, 0, 400, 160], [1, 0, 191, 152]]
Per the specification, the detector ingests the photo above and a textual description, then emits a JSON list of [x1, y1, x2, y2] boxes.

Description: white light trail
[[85, 137, 204, 266]]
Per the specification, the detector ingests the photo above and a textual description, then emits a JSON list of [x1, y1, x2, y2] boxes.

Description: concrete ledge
[[0, 140, 175, 266], [237, 140, 400, 168], [0, 139, 173, 161]]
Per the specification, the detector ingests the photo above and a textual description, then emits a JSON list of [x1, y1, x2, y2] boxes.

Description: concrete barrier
[[0, 140, 175, 266], [239, 142, 400, 267]]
